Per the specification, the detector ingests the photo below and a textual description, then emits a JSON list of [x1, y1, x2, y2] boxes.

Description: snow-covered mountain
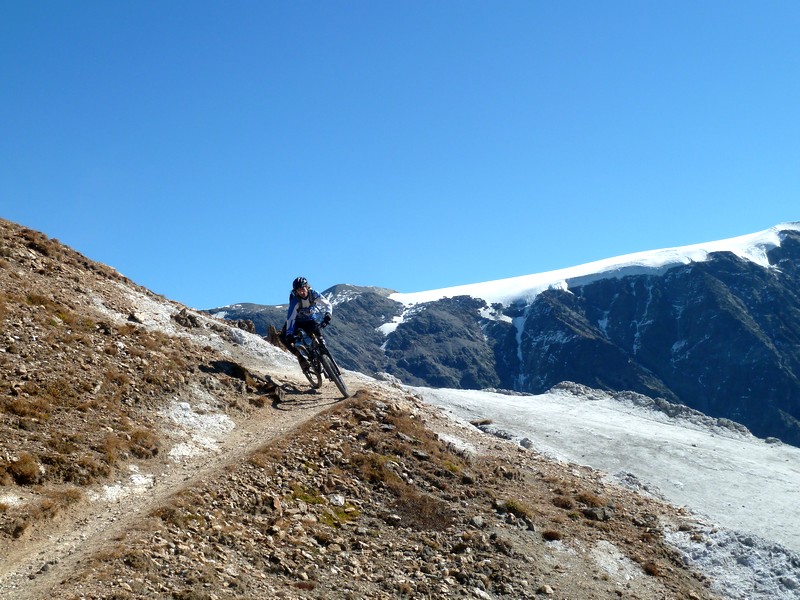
[[210, 223, 800, 447], [389, 222, 800, 306]]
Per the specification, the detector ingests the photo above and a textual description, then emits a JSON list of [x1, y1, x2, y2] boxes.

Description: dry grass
[[16, 385, 717, 600], [349, 450, 403, 486], [503, 497, 533, 519], [1, 485, 84, 539], [542, 529, 563, 541], [576, 490, 606, 507], [129, 428, 160, 458], [643, 561, 662, 576], [4, 395, 50, 420], [8, 452, 41, 485], [26, 292, 58, 311], [391, 486, 455, 531], [150, 492, 207, 530], [332, 395, 473, 531], [552, 495, 574, 509], [21, 228, 58, 258], [0, 277, 184, 531]]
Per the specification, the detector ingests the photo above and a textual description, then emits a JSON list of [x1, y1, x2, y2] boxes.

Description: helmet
[[292, 276, 308, 291]]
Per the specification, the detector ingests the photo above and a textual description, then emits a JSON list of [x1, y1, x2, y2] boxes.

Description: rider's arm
[[312, 290, 333, 317], [285, 295, 299, 335]]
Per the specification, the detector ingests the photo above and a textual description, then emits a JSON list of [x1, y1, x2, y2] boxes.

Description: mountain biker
[[281, 276, 333, 369]]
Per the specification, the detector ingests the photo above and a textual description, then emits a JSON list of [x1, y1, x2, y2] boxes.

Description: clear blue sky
[[2, 2, 798, 308]]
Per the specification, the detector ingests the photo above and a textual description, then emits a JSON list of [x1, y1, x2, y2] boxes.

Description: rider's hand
[[322, 313, 332, 327]]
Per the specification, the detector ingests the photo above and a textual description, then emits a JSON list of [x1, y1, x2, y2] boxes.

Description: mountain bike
[[294, 323, 349, 398]]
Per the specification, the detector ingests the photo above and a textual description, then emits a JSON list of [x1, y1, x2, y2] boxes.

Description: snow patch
[[478, 305, 512, 323], [412, 384, 800, 554], [666, 524, 800, 600], [89, 465, 156, 503], [329, 289, 360, 306], [378, 315, 403, 336], [0, 494, 24, 507], [591, 540, 642, 581], [160, 389, 235, 461], [436, 432, 477, 455]]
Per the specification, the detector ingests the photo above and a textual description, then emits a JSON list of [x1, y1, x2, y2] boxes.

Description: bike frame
[[293, 323, 348, 398]]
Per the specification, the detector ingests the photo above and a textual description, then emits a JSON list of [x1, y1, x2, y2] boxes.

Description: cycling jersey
[[284, 288, 333, 335]]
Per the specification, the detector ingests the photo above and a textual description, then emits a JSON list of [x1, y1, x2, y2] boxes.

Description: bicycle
[[294, 320, 349, 398]]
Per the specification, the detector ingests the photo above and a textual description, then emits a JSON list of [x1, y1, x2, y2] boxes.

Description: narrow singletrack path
[[0, 373, 356, 600]]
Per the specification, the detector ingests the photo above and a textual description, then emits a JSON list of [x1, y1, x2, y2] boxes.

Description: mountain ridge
[[210, 223, 800, 447]]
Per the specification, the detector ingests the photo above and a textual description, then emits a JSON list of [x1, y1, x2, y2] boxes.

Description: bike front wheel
[[297, 348, 323, 389], [320, 354, 349, 398]]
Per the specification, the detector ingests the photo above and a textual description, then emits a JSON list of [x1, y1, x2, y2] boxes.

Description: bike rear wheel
[[303, 363, 323, 389], [321, 353, 349, 398]]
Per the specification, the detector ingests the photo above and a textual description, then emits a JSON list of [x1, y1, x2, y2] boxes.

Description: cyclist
[[282, 276, 333, 369]]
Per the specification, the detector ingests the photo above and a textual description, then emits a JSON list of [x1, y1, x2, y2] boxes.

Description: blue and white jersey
[[285, 288, 333, 335]]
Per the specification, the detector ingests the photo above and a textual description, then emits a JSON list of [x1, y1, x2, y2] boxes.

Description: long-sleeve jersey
[[284, 288, 333, 335]]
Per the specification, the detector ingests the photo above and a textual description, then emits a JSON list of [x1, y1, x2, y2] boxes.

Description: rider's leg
[[295, 321, 320, 370], [298, 321, 317, 339], [303, 321, 324, 345], [282, 327, 309, 370]]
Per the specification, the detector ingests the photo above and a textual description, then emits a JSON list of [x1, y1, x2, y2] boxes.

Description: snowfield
[[411, 384, 800, 600]]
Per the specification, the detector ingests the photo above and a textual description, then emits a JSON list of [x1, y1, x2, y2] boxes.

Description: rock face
[[211, 231, 800, 447], [513, 239, 800, 447]]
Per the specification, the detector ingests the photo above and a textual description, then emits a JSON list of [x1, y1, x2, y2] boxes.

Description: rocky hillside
[[0, 217, 723, 598], [211, 226, 800, 447]]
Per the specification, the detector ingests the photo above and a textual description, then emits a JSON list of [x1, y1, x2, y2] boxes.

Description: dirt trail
[[0, 371, 357, 600]]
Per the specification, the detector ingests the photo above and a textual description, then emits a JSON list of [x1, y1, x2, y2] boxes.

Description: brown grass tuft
[[4, 395, 50, 421], [10, 451, 41, 485], [392, 487, 454, 531], [295, 581, 316, 591], [552, 495, 574, 509], [576, 491, 606, 507], [643, 561, 662, 576], [542, 529, 563, 541], [129, 429, 160, 458], [504, 498, 533, 519]]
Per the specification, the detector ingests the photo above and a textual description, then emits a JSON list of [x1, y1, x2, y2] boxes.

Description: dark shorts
[[281, 320, 320, 345]]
